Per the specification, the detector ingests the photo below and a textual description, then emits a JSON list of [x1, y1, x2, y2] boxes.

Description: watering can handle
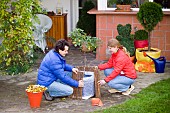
[[157, 56, 166, 61]]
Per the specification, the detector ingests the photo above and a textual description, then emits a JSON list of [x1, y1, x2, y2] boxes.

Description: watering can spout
[[143, 52, 155, 60]]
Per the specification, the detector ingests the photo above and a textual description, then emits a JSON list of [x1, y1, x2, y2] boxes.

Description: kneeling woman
[[97, 38, 137, 95]]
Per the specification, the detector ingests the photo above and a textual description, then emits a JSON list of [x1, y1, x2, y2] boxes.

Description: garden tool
[[143, 52, 166, 73]]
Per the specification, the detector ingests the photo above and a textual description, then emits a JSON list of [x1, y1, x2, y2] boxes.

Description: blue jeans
[[47, 71, 73, 97], [104, 68, 135, 92]]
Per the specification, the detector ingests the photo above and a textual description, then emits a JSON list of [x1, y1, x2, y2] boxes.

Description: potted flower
[[135, 2, 164, 72], [116, 0, 132, 11], [26, 85, 47, 108], [69, 28, 101, 52], [134, 29, 148, 48]]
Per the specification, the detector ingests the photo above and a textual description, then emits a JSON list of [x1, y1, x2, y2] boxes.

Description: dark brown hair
[[54, 39, 70, 53]]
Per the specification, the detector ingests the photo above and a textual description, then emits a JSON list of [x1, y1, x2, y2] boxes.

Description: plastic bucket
[[154, 57, 166, 73], [26, 91, 43, 108]]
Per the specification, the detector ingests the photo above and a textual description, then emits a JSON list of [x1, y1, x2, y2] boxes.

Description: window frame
[[97, 0, 170, 11]]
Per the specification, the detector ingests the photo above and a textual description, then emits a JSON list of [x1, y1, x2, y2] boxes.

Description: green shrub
[[134, 30, 148, 40], [0, 0, 44, 75], [116, 24, 135, 56], [76, 0, 96, 36], [117, 24, 131, 37]]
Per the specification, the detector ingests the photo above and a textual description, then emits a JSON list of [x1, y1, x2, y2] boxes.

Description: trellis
[[71, 66, 101, 99]]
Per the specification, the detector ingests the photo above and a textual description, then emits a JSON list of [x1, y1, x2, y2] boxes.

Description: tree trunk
[[148, 31, 151, 51]]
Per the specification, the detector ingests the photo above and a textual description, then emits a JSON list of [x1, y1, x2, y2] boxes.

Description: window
[[98, 0, 170, 11], [153, 0, 170, 8]]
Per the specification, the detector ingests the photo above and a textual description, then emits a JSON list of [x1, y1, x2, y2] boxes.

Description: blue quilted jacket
[[37, 49, 79, 87]]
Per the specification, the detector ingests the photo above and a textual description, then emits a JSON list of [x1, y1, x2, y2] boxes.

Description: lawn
[[94, 78, 170, 113]]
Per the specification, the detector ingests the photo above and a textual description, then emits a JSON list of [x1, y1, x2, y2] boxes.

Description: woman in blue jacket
[[37, 39, 84, 101]]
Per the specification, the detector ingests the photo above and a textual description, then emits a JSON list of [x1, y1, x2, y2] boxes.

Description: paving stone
[[0, 46, 170, 113]]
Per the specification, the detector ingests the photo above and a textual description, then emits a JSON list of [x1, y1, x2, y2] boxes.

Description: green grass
[[94, 78, 170, 113]]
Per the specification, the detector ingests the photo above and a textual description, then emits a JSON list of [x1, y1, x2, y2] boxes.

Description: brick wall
[[89, 9, 170, 61]]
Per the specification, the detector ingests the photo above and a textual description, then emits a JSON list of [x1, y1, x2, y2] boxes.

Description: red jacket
[[98, 49, 137, 82]]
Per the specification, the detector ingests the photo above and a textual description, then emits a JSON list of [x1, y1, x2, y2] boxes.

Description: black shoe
[[43, 91, 54, 101]]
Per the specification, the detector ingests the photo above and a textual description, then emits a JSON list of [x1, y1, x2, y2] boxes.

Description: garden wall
[[88, 9, 170, 61]]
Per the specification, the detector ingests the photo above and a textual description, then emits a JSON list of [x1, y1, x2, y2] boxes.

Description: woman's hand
[[78, 80, 84, 87], [98, 80, 106, 86], [72, 68, 79, 74]]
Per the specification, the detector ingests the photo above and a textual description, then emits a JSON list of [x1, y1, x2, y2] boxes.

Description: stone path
[[0, 46, 170, 113]]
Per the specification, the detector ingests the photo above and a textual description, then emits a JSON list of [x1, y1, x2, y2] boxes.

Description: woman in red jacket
[[98, 38, 137, 95]]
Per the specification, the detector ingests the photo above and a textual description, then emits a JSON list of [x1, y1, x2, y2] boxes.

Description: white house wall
[[70, 0, 79, 31], [41, 0, 79, 37]]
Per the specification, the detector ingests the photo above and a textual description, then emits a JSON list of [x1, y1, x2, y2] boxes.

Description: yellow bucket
[[135, 48, 161, 72]]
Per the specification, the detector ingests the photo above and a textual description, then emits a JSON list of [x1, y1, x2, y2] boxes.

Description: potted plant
[[69, 28, 101, 52], [116, 0, 133, 11], [134, 29, 148, 48], [116, 24, 135, 61], [135, 2, 164, 72], [26, 84, 47, 108]]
